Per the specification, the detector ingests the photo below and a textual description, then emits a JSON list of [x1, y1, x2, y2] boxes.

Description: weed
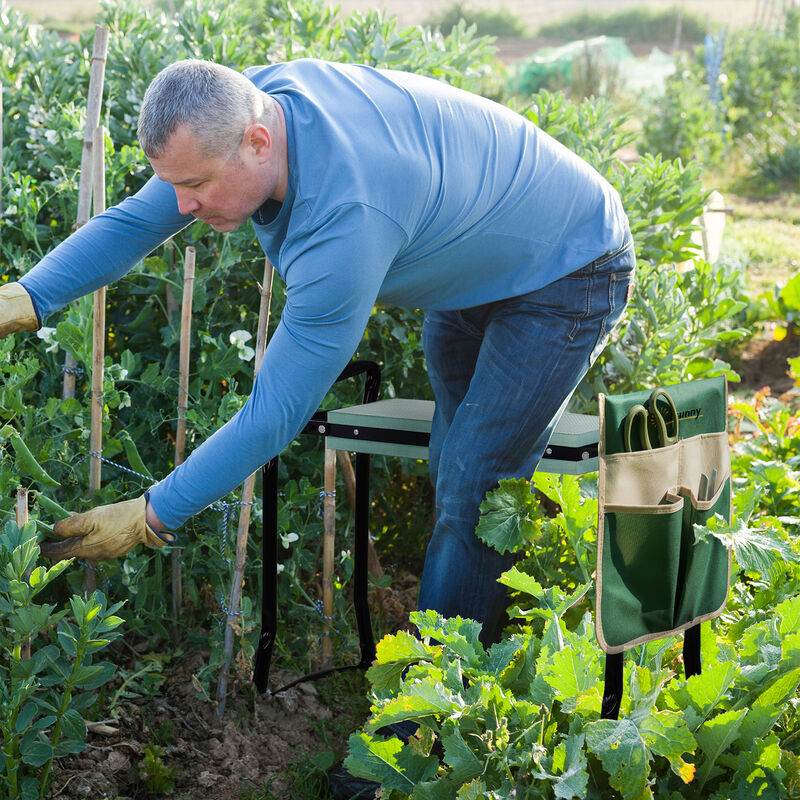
[[139, 743, 178, 795]]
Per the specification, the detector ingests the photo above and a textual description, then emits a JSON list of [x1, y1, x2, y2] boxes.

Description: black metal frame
[[253, 361, 380, 694]]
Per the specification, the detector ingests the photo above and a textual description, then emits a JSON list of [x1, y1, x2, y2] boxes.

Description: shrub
[[424, 2, 529, 38], [640, 66, 730, 167], [535, 6, 706, 46]]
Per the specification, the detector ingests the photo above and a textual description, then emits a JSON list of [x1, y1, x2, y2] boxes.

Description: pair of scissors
[[623, 387, 680, 452]]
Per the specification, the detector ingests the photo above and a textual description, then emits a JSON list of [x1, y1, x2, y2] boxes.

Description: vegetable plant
[[0, 521, 125, 800]]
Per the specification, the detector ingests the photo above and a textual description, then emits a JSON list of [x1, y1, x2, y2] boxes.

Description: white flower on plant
[[36, 326, 59, 353], [280, 532, 299, 549], [229, 329, 255, 361]]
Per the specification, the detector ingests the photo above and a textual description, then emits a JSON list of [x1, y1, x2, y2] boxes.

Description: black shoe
[[326, 764, 379, 799]]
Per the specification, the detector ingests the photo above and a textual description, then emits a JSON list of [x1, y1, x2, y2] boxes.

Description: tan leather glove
[[40, 495, 176, 561], [0, 282, 40, 338]]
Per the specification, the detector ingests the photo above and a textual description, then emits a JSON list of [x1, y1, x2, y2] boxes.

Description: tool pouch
[[596, 376, 732, 717]]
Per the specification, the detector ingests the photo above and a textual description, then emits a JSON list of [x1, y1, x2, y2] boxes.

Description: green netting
[[508, 35, 635, 95]]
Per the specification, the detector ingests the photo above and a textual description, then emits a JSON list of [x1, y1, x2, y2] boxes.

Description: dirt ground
[[47, 570, 421, 800]]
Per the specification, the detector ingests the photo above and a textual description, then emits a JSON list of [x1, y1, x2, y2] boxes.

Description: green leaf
[[59, 708, 86, 742], [546, 733, 589, 800], [730, 734, 785, 800], [16, 700, 38, 733], [344, 732, 438, 794], [540, 636, 602, 705], [476, 478, 543, 554], [695, 513, 797, 581], [54, 736, 85, 756], [20, 737, 53, 767], [665, 660, 740, 730], [411, 611, 484, 667], [776, 595, 800, 637], [694, 707, 748, 788], [368, 680, 462, 731], [54, 321, 86, 360], [637, 709, 696, 785], [441, 728, 482, 784], [735, 667, 800, 749], [584, 718, 652, 800], [367, 631, 437, 693]]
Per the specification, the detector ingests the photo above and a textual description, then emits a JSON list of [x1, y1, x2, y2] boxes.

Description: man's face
[[149, 124, 271, 232]]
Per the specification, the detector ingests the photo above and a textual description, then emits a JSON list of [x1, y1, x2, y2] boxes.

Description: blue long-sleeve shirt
[[20, 59, 628, 528]]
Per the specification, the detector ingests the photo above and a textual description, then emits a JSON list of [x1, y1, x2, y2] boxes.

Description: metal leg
[[253, 457, 279, 693], [354, 451, 376, 667]]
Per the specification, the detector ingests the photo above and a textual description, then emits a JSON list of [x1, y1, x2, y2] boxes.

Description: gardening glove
[[39, 494, 176, 562], [0, 282, 40, 338]]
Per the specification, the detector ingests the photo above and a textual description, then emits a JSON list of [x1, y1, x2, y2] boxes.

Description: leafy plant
[[641, 66, 730, 167], [344, 458, 800, 798], [0, 521, 124, 800], [139, 743, 177, 794]]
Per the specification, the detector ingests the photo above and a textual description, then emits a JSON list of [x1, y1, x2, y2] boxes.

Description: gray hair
[[137, 59, 272, 159]]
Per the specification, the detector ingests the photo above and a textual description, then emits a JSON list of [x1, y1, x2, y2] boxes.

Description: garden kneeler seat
[[596, 376, 732, 719]]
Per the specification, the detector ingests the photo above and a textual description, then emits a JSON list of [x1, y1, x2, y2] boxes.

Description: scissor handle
[[649, 387, 680, 447], [623, 403, 650, 452]]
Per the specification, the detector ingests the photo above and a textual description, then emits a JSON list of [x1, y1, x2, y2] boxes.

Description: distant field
[[10, 0, 762, 30]]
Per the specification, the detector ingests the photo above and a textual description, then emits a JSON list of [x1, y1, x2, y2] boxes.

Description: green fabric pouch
[[596, 376, 732, 653]]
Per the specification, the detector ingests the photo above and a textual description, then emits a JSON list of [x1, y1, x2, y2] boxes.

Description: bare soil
[[48, 572, 421, 800]]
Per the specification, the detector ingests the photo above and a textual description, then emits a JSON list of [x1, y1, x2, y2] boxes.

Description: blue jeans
[[418, 238, 636, 644]]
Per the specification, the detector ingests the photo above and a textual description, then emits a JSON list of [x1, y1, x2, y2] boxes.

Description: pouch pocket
[[673, 478, 731, 623], [599, 495, 684, 650]]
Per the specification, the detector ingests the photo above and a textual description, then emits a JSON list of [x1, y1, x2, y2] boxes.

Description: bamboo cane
[[16, 487, 28, 528], [321, 449, 336, 669], [335, 450, 386, 613], [63, 25, 109, 400], [171, 246, 196, 629], [89, 126, 107, 497], [215, 260, 274, 716]]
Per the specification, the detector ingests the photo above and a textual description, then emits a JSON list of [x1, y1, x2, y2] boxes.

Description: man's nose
[[174, 188, 200, 216]]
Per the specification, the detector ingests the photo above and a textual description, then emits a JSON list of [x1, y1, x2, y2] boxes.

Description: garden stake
[[84, 125, 108, 595], [171, 246, 196, 631], [216, 258, 274, 717], [63, 25, 109, 401], [322, 448, 336, 668], [89, 126, 107, 499], [335, 449, 386, 614], [16, 487, 28, 528]]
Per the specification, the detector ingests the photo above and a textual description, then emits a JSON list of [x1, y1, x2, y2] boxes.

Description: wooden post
[[171, 246, 196, 628], [63, 25, 109, 400], [216, 259, 274, 716], [89, 126, 107, 498], [321, 449, 336, 669]]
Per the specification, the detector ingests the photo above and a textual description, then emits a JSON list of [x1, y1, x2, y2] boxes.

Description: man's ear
[[244, 123, 271, 162]]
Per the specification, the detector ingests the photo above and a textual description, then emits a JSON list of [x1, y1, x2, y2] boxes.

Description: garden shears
[[623, 387, 680, 452]]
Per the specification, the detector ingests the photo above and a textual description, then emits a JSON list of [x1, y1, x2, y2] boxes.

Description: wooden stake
[[63, 25, 109, 400], [321, 449, 336, 669], [174, 247, 196, 466], [89, 126, 107, 497], [216, 259, 274, 716], [171, 246, 196, 629], [16, 488, 28, 528]]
